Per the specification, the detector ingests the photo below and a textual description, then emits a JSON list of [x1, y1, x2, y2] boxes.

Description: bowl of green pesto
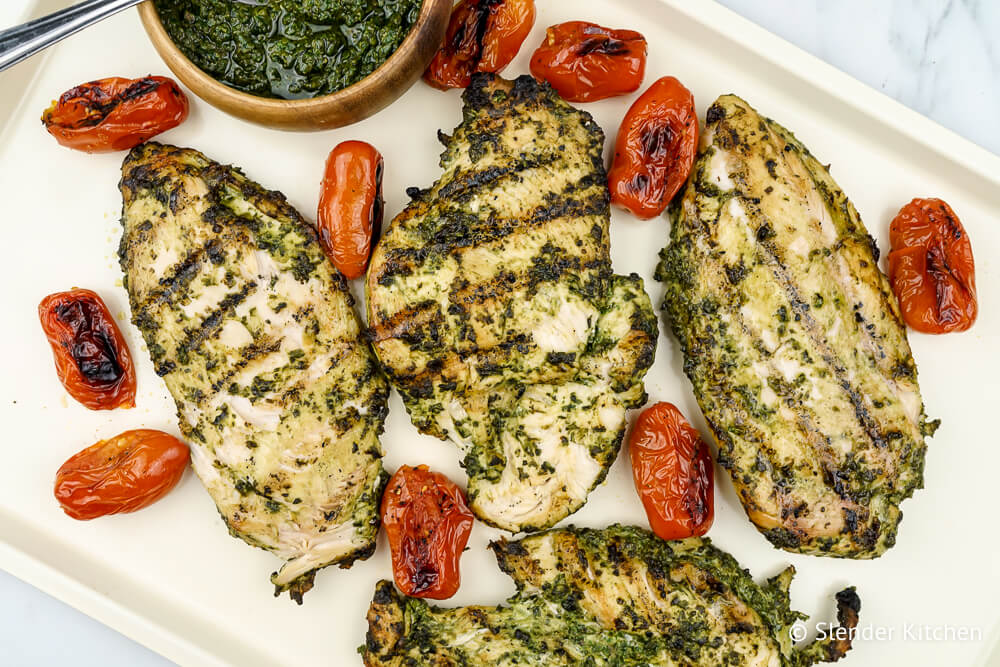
[[138, 0, 452, 130]]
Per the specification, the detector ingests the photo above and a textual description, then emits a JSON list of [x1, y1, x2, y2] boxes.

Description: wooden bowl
[[137, 0, 452, 131]]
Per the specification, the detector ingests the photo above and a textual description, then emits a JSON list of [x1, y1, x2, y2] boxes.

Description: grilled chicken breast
[[365, 74, 657, 533], [657, 95, 937, 558], [363, 525, 859, 666], [119, 143, 389, 601]]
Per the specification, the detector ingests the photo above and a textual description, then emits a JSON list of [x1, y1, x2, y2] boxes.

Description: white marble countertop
[[1, 1, 997, 665]]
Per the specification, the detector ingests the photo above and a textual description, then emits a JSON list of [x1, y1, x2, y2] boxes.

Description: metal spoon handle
[[0, 0, 145, 73]]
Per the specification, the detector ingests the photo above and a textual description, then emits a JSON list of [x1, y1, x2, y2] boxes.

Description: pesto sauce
[[154, 0, 422, 99]]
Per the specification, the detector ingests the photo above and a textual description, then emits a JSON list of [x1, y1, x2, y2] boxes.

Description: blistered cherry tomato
[[381, 465, 474, 599], [887, 198, 977, 334], [38, 289, 136, 410], [317, 141, 384, 280], [424, 0, 536, 90], [608, 76, 698, 220], [629, 402, 714, 540], [529, 21, 647, 103], [54, 429, 189, 520], [41, 76, 188, 153]]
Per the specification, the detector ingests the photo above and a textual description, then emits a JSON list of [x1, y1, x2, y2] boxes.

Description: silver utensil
[[0, 0, 145, 73]]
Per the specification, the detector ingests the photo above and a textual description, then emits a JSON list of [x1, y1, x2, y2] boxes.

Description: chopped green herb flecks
[[154, 0, 423, 99]]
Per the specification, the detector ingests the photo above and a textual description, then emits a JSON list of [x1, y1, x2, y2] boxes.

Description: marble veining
[[718, 0, 1000, 154]]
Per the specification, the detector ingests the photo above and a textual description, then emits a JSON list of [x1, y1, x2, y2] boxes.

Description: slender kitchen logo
[[789, 621, 983, 643]]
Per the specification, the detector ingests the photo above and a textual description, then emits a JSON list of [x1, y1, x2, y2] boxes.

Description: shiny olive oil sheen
[[154, 0, 423, 99]]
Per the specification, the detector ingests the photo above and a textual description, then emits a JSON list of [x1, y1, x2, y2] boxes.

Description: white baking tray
[[1, 1, 998, 665]]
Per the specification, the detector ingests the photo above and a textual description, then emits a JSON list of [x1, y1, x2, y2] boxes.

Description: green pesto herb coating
[[363, 525, 862, 666], [154, 0, 422, 99]]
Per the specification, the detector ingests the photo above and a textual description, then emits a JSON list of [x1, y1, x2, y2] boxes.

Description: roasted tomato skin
[[41, 76, 188, 153], [38, 289, 137, 410], [381, 465, 474, 599], [608, 76, 699, 220], [317, 141, 384, 280], [424, 0, 536, 90], [529, 21, 647, 102], [887, 198, 977, 334], [54, 429, 189, 520], [629, 402, 714, 541]]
